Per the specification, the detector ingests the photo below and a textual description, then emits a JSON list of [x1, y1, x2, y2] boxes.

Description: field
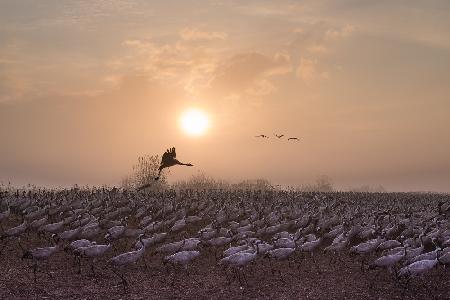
[[0, 190, 449, 299]]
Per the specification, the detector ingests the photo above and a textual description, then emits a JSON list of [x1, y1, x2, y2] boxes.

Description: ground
[[1, 238, 449, 300]]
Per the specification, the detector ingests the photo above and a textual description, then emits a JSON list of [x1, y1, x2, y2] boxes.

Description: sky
[[1, 0, 450, 192]]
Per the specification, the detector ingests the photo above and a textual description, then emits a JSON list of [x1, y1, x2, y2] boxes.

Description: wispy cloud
[[0, 72, 31, 103], [207, 52, 292, 98], [296, 57, 330, 84], [326, 25, 355, 39], [180, 28, 228, 41]]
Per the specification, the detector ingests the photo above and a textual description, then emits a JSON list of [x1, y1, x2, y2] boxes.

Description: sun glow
[[180, 109, 209, 136]]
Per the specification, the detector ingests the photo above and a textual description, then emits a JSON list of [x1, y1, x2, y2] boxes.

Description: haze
[[1, 1, 449, 192]]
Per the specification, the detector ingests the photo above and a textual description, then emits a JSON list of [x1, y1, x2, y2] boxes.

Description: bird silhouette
[[274, 134, 284, 138], [255, 135, 269, 138], [157, 147, 193, 178], [138, 147, 193, 191], [287, 137, 300, 141]]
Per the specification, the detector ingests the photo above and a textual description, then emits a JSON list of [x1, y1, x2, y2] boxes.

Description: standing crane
[[108, 234, 147, 290]]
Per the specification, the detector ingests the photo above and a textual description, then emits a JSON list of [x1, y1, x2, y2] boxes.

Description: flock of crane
[[0, 188, 449, 298], [255, 134, 300, 141]]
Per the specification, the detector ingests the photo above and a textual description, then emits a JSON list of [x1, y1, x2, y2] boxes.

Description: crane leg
[[0, 240, 7, 255], [242, 270, 248, 286], [32, 263, 37, 283], [122, 275, 128, 292], [295, 258, 302, 270], [224, 268, 232, 285], [90, 262, 96, 277], [77, 257, 82, 274], [170, 269, 176, 287], [232, 268, 238, 285], [112, 268, 128, 292], [141, 257, 148, 269], [237, 269, 244, 287]]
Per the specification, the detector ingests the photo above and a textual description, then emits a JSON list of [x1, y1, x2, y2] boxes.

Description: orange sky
[[1, 1, 450, 192]]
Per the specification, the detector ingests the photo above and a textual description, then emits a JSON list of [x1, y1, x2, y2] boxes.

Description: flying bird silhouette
[[287, 137, 300, 141], [274, 134, 284, 138], [156, 147, 193, 179], [138, 147, 193, 191], [255, 135, 269, 138]]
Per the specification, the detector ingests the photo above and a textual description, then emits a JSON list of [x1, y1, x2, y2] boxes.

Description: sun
[[180, 108, 209, 136]]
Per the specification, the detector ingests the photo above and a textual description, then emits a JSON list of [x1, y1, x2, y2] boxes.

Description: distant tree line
[[172, 173, 273, 191], [121, 155, 386, 192], [349, 185, 386, 193]]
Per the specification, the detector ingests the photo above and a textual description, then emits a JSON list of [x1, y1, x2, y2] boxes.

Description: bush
[[299, 175, 334, 192], [172, 174, 274, 191], [350, 185, 386, 193], [172, 172, 230, 190], [122, 155, 167, 190]]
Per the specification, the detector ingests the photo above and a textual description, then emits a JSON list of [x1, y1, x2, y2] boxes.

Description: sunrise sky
[[1, 1, 449, 192]]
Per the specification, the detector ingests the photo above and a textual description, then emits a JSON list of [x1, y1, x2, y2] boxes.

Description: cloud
[[180, 28, 228, 41], [290, 23, 355, 83], [296, 57, 318, 83], [120, 37, 294, 101], [0, 70, 32, 103], [121, 38, 218, 91], [112, 21, 355, 103], [326, 25, 355, 39], [121, 34, 293, 103], [295, 57, 329, 83], [307, 44, 328, 54], [293, 23, 355, 50], [28, 1, 141, 28], [206, 52, 292, 98], [224, 1, 304, 18]]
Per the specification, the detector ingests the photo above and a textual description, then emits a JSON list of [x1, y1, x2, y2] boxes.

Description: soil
[[1, 234, 449, 300]]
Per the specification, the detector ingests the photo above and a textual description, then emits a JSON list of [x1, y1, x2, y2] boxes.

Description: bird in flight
[[156, 147, 193, 180], [274, 134, 284, 138], [287, 137, 300, 141], [138, 147, 193, 191], [255, 135, 269, 138]]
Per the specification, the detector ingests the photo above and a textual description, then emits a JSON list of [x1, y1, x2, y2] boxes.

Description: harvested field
[[1, 190, 449, 299]]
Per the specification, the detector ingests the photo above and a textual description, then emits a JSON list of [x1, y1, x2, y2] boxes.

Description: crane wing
[[160, 147, 177, 166]]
